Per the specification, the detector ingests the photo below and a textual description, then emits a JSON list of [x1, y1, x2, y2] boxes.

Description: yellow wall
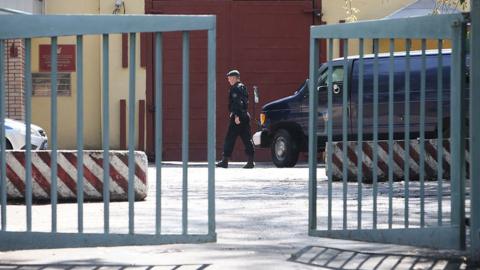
[[321, 0, 458, 57], [32, 0, 145, 150]]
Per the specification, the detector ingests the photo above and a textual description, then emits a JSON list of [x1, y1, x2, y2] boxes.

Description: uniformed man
[[216, 69, 255, 168]]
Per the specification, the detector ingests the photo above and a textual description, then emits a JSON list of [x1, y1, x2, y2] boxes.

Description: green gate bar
[[207, 27, 216, 237], [436, 39, 444, 226], [388, 38, 394, 229], [404, 38, 411, 229], [155, 32, 163, 235], [50, 37, 58, 233], [420, 39, 426, 228], [24, 38, 33, 232], [128, 32, 136, 235], [182, 31, 190, 235], [357, 38, 364, 230], [0, 40, 5, 232], [309, 13, 469, 251], [372, 38, 379, 229], [342, 39, 349, 230], [450, 17, 467, 250], [0, 14, 217, 250], [76, 35, 84, 233], [470, 0, 480, 261], [308, 37, 318, 232], [326, 38, 333, 230], [102, 33, 110, 234]]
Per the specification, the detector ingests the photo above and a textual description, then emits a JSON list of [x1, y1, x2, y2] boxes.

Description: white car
[[4, 118, 48, 150]]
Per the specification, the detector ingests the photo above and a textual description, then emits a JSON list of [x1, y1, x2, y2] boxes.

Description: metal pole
[[207, 27, 216, 237], [450, 18, 466, 250], [308, 35, 319, 233], [469, 0, 480, 261]]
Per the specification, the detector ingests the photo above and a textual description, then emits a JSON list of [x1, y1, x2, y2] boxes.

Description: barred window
[[32, 72, 71, 96]]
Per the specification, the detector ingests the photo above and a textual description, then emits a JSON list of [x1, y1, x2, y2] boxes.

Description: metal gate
[[308, 11, 479, 260], [0, 14, 217, 250]]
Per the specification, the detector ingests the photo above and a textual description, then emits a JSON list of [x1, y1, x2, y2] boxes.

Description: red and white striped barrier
[[326, 139, 470, 182], [4, 150, 148, 201]]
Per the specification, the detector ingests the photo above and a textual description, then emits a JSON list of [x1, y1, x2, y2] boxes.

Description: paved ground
[[0, 162, 477, 269]]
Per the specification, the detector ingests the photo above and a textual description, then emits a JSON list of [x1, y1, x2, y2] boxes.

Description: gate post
[[469, 0, 480, 262]]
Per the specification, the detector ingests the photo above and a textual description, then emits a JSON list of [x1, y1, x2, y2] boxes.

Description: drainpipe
[[312, 0, 323, 25]]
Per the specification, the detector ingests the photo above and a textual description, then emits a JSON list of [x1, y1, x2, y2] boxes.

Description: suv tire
[[271, 129, 299, 168]]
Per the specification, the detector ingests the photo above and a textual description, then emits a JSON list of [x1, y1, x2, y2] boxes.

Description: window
[[32, 72, 71, 96], [318, 67, 344, 86]]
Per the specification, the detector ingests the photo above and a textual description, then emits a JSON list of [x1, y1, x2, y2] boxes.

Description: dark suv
[[253, 51, 460, 167]]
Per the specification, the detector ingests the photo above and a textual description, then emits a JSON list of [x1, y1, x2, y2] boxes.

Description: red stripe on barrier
[[362, 142, 389, 179], [346, 143, 372, 181], [11, 152, 51, 195], [89, 155, 129, 193], [118, 154, 147, 184], [396, 141, 420, 180], [331, 151, 346, 180], [377, 141, 404, 180], [37, 152, 78, 198], [6, 163, 25, 195], [62, 152, 104, 195], [407, 141, 437, 180]]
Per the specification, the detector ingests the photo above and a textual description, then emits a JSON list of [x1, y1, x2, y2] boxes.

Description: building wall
[[4, 39, 25, 121], [30, 0, 146, 150], [0, 0, 43, 14]]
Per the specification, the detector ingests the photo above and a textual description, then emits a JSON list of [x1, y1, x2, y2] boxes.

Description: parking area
[[0, 162, 470, 269]]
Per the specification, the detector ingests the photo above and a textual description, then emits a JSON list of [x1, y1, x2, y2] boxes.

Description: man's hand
[[235, 116, 241, 125]]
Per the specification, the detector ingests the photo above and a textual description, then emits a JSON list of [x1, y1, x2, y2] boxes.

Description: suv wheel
[[271, 129, 299, 168]]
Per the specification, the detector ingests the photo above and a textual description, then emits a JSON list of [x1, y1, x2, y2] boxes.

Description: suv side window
[[318, 67, 344, 86]]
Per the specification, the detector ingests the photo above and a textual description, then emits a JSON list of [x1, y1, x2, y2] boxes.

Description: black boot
[[243, 156, 254, 169], [216, 157, 229, 168]]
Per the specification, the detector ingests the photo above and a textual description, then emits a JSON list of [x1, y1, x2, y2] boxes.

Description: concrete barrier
[[4, 150, 148, 201], [326, 139, 470, 182]]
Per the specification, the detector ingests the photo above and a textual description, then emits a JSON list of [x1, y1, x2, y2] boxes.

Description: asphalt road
[[0, 162, 473, 269]]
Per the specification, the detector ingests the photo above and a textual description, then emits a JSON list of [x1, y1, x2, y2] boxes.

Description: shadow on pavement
[[0, 264, 211, 270], [288, 245, 477, 270]]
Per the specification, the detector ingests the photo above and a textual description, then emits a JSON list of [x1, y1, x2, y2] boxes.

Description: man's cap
[[226, 69, 240, 77]]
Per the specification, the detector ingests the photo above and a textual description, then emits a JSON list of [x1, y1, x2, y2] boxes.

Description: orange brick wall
[[4, 39, 25, 121]]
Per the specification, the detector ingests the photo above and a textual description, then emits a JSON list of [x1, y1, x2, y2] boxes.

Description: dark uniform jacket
[[228, 82, 249, 121]]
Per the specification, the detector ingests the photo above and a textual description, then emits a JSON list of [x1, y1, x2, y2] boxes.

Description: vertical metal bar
[[50, 37, 58, 233], [25, 38, 32, 232], [342, 39, 349, 230], [155, 32, 163, 235], [372, 38, 379, 229], [102, 34, 110, 234], [420, 39, 426, 228], [0, 40, 6, 232], [327, 38, 333, 230], [450, 19, 466, 250], [182, 31, 190, 235], [437, 40, 443, 226], [207, 28, 216, 236], [128, 32, 136, 235], [308, 36, 319, 232], [357, 38, 364, 230], [404, 39, 411, 228], [470, 0, 480, 260], [388, 38, 394, 229], [76, 35, 84, 233]]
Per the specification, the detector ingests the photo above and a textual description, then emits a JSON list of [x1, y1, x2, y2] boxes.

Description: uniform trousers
[[222, 117, 254, 158]]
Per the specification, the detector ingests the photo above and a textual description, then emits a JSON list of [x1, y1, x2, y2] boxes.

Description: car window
[[318, 67, 344, 86]]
